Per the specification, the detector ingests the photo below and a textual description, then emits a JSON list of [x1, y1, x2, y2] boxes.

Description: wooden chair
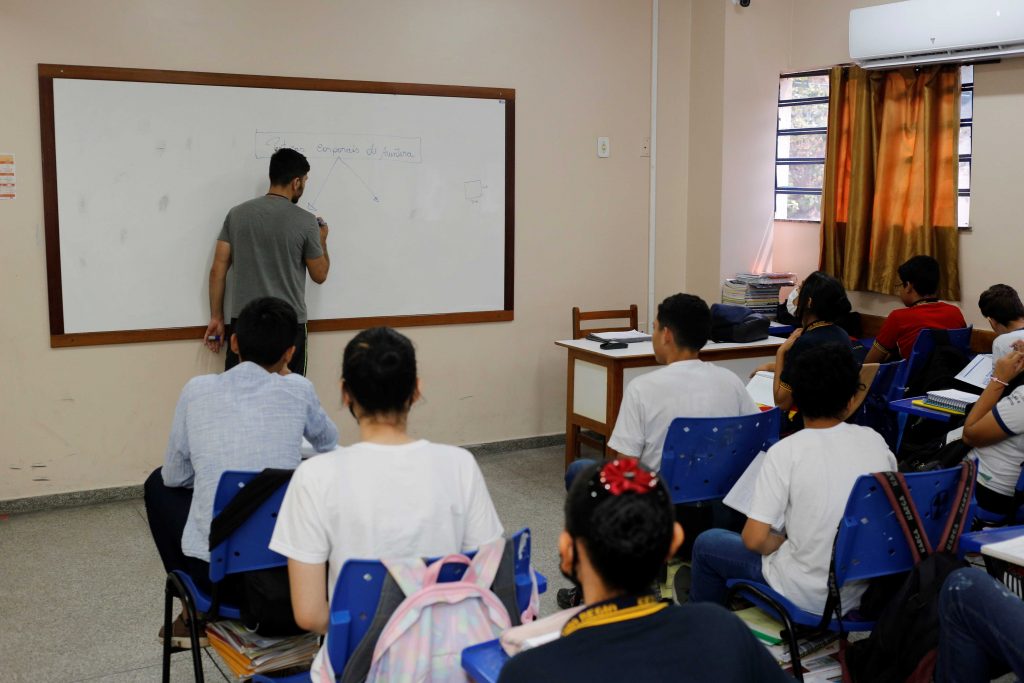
[[571, 304, 639, 340]]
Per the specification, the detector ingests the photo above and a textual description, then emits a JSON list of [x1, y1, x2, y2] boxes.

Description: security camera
[[732, 0, 751, 6]]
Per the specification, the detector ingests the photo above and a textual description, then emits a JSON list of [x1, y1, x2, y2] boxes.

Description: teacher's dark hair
[[657, 293, 711, 351], [234, 297, 298, 368], [564, 462, 675, 595], [796, 271, 851, 324], [342, 327, 418, 416], [269, 148, 310, 186]]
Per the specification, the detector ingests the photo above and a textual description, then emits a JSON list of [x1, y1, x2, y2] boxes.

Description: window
[[774, 70, 830, 222], [958, 64, 973, 228]]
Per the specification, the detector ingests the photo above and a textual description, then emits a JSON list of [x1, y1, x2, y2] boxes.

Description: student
[[269, 327, 504, 681], [755, 271, 853, 412], [863, 255, 966, 364], [936, 567, 1024, 683], [979, 283, 1024, 359], [686, 343, 896, 614], [565, 293, 758, 487], [498, 459, 792, 683], [962, 348, 1024, 516], [144, 297, 338, 647]]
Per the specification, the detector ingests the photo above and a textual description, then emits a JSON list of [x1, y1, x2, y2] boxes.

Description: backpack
[[839, 461, 975, 683], [710, 304, 770, 343], [365, 539, 512, 683]]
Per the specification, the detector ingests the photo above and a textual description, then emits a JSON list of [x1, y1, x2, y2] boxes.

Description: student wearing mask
[[686, 343, 896, 615], [499, 459, 791, 683], [270, 327, 504, 681]]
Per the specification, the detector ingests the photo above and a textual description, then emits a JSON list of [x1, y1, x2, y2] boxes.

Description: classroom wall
[[0, 0, 661, 500], [774, 0, 1024, 330]]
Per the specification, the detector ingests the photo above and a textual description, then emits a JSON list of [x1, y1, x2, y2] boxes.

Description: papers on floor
[[746, 371, 775, 407], [585, 330, 652, 343], [956, 354, 993, 390], [735, 606, 784, 645], [981, 533, 1024, 564], [206, 620, 318, 678]]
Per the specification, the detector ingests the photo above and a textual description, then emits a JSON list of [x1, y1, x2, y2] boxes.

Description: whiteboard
[[41, 66, 513, 344]]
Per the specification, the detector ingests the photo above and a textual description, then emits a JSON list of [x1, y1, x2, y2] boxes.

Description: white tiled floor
[[0, 445, 567, 682]]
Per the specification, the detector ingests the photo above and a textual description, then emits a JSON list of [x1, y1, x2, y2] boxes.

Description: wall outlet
[[641, 137, 650, 157], [597, 136, 610, 158]]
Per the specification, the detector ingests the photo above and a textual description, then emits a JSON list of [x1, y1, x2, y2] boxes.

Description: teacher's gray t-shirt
[[217, 195, 323, 322]]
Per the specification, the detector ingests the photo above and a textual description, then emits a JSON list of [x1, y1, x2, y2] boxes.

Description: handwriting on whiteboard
[[254, 131, 422, 163]]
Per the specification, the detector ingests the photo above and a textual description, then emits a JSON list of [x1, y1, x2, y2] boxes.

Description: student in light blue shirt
[[144, 296, 337, 648]]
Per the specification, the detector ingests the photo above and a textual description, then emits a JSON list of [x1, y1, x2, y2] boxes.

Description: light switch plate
[[597, 137, 610, 158]]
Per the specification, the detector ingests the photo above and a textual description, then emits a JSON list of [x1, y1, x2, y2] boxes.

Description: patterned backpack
[[365, 538, 512, 682]]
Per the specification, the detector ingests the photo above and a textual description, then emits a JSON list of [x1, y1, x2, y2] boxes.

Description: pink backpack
[[365, 539, 512, 682]]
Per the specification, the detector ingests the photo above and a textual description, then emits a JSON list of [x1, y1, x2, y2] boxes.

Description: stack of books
[[912, 388, 979, 416], [206, 620, 319, 679], [721, 272, 796, 320]]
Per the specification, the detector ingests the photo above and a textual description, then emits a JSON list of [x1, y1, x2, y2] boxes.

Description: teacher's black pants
[[224, 321, 308, 376]]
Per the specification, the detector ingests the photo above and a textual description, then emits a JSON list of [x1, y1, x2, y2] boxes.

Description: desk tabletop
[[960, 525, 1024, 555], [888, 397, 954, 422], [554, 336, 785, 359]]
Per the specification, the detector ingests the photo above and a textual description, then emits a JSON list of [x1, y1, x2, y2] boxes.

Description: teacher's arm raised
[[204, 240, 232, 352], [305, 218, 330, 284]]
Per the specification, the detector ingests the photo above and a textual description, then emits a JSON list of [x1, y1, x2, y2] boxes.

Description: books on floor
[[206, 620, 319, 678]]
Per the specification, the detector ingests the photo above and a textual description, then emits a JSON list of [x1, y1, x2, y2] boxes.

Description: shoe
[[556, 586, 583, 609], [158, 613, 209, 649], [673, 565, 692, 604]]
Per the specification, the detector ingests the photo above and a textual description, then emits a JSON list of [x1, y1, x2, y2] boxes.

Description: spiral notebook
[[920, 388, 979, 413]]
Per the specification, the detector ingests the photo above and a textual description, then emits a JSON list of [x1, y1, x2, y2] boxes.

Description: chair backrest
[[895, 326, 973, 397], [833, 466, 969, 587], [660, 409, 780, 505], [846, 360, 906, 450], [208, 470, 290, 583], [571, 304, 639, 339], [327, 528, 534, 679]]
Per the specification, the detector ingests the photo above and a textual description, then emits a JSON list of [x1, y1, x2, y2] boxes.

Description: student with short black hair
[[755, 271, 853, 412], [864, 255, 966, 364], [498, 459, 792, 683], [270, 327, 504, 681], [144, 296, 338, 647], [686, 344, 896, 614], [979, 283, 1024, 358]]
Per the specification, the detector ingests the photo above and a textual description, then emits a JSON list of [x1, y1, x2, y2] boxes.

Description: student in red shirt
[[863, 255, 966, 363]]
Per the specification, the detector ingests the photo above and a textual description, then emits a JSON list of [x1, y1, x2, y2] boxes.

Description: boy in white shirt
[[979, 284, 1024, 359], [564, 293, 759, 487], [269, 327, 504, 681], [686, 343, 897, 615]]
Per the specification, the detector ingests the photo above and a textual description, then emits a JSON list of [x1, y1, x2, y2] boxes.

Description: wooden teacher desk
[[555, 337, 786, 468]]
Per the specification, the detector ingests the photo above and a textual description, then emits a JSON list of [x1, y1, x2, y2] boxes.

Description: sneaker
[[556, 586, 583, 609], [158, 613, 209, 649], [673, 565, 692, 604]]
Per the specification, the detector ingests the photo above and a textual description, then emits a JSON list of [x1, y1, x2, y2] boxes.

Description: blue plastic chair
[[892, 326, 974, 398], [326, 528, 547, 680], [847, 360, 906, 451], [162, 470, 305, 683], [660, 409, 780, 505], [972, 466, 1024, 528], [725, 466, 970, 681]]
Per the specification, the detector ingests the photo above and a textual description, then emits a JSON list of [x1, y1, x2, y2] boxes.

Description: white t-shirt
[[974, 386, 1024, 496], [608, 359, 760, 470], [269, 439, 504, 680], [748, 423, 897, 614], [992, 329, 1024, 360]]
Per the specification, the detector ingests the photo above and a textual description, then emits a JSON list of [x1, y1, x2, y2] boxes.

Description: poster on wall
[[0, 154, 14, 199]]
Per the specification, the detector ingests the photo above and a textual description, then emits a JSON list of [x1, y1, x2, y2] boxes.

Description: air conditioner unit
[[850, 0, 1024, 69]]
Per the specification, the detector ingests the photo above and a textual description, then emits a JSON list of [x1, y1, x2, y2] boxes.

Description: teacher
[[203, 148, 330, 376]]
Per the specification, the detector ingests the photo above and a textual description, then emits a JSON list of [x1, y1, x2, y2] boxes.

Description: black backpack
[[838, 461, 975, 683]]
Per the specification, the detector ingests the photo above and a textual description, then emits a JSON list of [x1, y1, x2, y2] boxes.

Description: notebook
[[981, 533, 1024, 564], [585, 329, 652, 343], [922, 388, 979, 413], [746, 371, 775, 407], [955, 354, 993, 390]]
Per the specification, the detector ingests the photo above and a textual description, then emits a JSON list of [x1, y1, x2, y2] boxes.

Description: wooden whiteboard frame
[[38, 64, 515, 348]]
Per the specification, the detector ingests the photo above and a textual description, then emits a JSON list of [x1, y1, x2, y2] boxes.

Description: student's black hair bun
[[342, 327, 417, 416]]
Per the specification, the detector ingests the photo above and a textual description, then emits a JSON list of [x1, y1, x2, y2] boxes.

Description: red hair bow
[[598, 459, 659, 496]]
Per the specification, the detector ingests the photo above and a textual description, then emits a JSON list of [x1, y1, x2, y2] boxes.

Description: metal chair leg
[[165, 572, 206, 683], [162, 580, 174, 683], [726, 583, 806, 683]]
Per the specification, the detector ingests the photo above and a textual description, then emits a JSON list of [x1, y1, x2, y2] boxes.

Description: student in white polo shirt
[[559, 293, 759, 608]]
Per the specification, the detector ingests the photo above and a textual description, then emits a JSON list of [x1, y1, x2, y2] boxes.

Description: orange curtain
[[819, 65, 961, 300]]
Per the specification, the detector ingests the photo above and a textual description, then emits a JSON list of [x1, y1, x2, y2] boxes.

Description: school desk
[[555, 337, 786, 468]]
